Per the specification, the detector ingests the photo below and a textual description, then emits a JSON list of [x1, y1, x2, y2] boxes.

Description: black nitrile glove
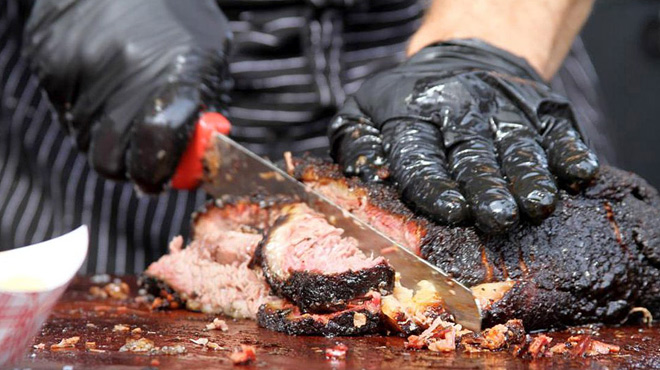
[[24, 0, 232, 193], [329, 39, 599, 233]]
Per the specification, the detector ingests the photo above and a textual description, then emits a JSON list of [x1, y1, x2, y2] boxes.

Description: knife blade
[[173, 113, 482, 332]]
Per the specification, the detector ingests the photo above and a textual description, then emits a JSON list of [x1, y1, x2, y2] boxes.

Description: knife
[[171, 112, 482, 332]]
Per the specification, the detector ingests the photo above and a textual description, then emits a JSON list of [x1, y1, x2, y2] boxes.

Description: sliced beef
[[141, 197, 289, 318], [255, 203, 395, 312], [257, 293, 382, 336], [293, 157, 660, 330]]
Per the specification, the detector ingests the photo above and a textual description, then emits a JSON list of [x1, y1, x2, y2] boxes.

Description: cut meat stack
[[140, 157, 660, 339], [141, 197, 396, 335], [140, 198, 284, 318]]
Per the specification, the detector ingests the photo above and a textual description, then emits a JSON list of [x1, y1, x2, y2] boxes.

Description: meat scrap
[[403, 317, 621, 359], [547, 335, 620, 357], [159, 345, 187, 355], [113, 324, 130, 332], [206, 318, 229, 331], [119, 338, 155, 353], [405, 317, 468, 352], [325, 344, 348, 360], [89, 281, 130, 300], [460, 320, 526, 352], [190, 338, 209, 346], [527, 334, 553, 358], [382, 276, 453, 335], [50, 336, 80, 350], [229, 345, 257, 365]]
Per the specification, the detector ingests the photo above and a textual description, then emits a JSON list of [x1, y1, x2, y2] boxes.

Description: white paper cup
[[0, 226, 88, 366]]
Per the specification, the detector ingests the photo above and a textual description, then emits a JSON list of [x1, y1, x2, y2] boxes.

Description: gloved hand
[[329, 39, 599, 233], [23, 0, 232, 193]]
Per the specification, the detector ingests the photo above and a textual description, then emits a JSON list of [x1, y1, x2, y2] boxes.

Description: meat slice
[[140, 198, 288, 318], [255, 203, 395, 312], [257, 293, 382, 336], [293, 157, 660, 330]]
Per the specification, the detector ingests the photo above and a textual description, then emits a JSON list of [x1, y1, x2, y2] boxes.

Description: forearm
[[407, 0, 595, 80]]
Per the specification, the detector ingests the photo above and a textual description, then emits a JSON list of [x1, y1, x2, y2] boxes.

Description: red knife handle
[[171, 112, 231, 190]]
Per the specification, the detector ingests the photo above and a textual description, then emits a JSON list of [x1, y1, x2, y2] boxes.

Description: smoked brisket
[[141, 157, 660, 333], [294, 158, 660, 329]]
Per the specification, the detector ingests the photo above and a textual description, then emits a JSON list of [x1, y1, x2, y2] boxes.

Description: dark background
[[582, 0, 660, 187]]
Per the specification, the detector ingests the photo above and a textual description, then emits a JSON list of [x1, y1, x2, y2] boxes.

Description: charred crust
[[137, 274, 186, 310], [257, 301, 381, 336], [269, 263, 394, 313]]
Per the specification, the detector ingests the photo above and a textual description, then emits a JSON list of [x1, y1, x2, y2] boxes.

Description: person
[[0, 0, 614, 274]]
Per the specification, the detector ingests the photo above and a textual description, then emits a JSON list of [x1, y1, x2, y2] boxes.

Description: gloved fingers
[[540, 115, 599, 185], [328, 97, 388, 183], [443, 111, 519, 233], [382, 119, 468, 225], [87, 79, 152, 182], [127, 83, 203, 193], [493, 104, 558, 221]]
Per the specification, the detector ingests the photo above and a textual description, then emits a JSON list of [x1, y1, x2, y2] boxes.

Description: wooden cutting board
[[16, 277, 660, 369]]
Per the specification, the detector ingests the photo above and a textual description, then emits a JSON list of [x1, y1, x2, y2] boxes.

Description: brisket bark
[[293, 157, 660, 330], [257, 293, 382, 336]]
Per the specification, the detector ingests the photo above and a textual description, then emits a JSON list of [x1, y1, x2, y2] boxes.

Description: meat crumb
[[405, 317, 466, 352], [460, 319, 525, 352], [548, 335, 620, 357], [206, 318, 229, 331], [89, 286, 108, 299], [159, 345, 187, 355], [190, 338, 209, 346], [325, 344, 349, 360], [528, 334, 553, 358], [427, 328, 457, 353], [51, 336, 80, 350], [283, 152, 294, 175], [132, 328, 143, 334], [404, 335, 426, 350], [229, 344, 257, 365], [113, 324, 130, 332], [106, 281, 131, 299], [353, 313, 367, 328], [119, 338, 155, 353], [89, 281, 130, 300], [33, 343, 45, 350]]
